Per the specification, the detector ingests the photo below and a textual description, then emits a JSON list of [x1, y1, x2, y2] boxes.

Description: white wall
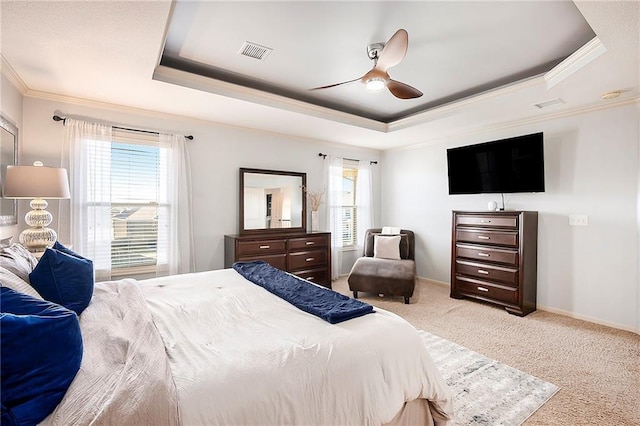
[[20, 96, 381, 274], [6, 78, 639, 332], [0, 73, 22, 240], [381, 103, 639, 332]]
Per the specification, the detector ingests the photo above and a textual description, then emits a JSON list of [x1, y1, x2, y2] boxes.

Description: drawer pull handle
[[259, 245, 270, 249], [306, 276, 315, 281], [477, 269, 490, 275], [305, 241, 315, 245], [477, 286, 489, 292], [477, 236, 490, 240], [480, 220, 491, 223], [477, 252, 490, 257], [306, 257, 315, 262]]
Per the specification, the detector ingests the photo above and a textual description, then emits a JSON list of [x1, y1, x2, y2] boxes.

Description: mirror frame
[[239, 167, 307, 235], [0, 114, 18, 226]]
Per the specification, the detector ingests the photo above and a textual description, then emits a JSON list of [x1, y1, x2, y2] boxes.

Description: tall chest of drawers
[[450, 210, 538, 316], [225, 232, 332, 288]]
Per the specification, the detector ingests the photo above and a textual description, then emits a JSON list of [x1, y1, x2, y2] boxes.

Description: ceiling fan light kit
[[311, 29, 423, 99], [366, 77, 386, 91]]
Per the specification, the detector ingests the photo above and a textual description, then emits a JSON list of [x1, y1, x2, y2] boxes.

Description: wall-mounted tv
[[447, 132, 545, 194]]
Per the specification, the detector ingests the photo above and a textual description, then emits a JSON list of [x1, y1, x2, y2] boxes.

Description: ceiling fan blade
[[310, 77, 361, 91], [376, 29, 409, 71], [387, 79, 423, 99]]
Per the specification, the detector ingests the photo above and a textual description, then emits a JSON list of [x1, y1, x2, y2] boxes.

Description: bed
[[1, 245, 453, 426]]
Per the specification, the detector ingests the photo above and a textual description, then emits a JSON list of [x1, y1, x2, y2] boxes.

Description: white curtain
[[324, 156, 344, 280], [65, 119, 114, 281], [355, 160, 374, 252], [323, 156, 375, 280], [63, 120, 194, 281], [160, 133, 194, 275]]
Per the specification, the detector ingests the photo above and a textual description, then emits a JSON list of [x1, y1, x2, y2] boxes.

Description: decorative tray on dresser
[[225, 232, 332, 289], [450, 210, 538, 316]]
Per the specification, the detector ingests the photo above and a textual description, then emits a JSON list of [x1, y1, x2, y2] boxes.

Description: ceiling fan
[[310, 29, 423, 99]]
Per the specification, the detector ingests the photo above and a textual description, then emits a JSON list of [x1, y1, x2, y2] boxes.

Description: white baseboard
[[416, 276, 639, 335], [535, 304, 639, 335], [417, 276, 449, 287]]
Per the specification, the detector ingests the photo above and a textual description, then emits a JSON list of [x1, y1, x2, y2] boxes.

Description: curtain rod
[[52, 115, 194, 140], [318, 152, 378, 165]]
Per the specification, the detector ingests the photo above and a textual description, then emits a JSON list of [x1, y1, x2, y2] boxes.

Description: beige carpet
[[332, 277, 640, 425]]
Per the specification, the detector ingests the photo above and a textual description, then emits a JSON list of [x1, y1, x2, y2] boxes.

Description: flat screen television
[[447, 132, 545, 194]]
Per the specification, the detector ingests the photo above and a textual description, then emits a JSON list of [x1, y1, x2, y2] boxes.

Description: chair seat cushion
[[348, 257, 416, 296]]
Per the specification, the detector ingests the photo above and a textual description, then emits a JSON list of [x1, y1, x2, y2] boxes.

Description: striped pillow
[[0, 266, 43, 300], [0, 244, 38, 283]]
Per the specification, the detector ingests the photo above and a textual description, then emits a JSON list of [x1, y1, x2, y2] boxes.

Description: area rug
[[419, 330, 560, 425]]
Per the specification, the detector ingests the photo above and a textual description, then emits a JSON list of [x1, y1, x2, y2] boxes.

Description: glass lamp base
[[19, 226, 57, 253]]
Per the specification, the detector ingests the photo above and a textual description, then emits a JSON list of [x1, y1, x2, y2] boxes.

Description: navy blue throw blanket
[[232, 261, 374, 324]]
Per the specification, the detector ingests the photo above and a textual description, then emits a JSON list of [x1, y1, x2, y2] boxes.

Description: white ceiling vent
[[534, 98, 565, 109], [238, 41, 273, 61]]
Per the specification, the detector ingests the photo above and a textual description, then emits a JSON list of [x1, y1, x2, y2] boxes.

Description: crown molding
[[388, 94, 639, 153], [22, 74, 639, 155], [544, 36, 607, 89], [1, 55, 28, 95], [23, 88, 380, 152]]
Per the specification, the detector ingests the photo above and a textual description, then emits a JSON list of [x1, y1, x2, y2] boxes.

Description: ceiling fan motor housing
[[367, 42, 385, 61]]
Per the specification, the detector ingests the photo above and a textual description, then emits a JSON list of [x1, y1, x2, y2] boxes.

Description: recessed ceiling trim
[[544, 36, 606, 88], [388, 76, 543, 132], [153, 65, 388, 132]]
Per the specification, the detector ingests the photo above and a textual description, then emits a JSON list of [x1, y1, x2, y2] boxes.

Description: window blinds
[[87, 131, 170, 271]]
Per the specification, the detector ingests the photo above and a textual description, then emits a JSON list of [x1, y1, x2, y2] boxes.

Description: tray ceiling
[[158, 1, 595, 123]]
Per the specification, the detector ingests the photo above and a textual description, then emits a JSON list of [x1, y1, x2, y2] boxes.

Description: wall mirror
[[0, 114, 18, 226], [240, 168, 306, 235]]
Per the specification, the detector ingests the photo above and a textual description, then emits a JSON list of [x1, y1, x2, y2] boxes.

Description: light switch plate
[[569, 215, 588, 226]]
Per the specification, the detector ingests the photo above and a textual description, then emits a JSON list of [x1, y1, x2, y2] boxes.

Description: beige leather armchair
[[347, 228, 416, 304]]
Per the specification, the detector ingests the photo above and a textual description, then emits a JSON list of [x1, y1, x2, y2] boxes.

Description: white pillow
[[374, 235, 401, 260], [0, 266, 44, 300]]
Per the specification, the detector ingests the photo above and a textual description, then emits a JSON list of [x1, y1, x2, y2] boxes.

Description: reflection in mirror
[[240, 168, 306, 234], [0, 115, 18, 226]]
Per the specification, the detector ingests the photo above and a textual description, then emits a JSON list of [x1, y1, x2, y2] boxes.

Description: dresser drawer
[[456, 214, 518, 229], [456, 229, 518, 247], [292, 267, 329, 286], [237, 254, 287, 271], [454, 276, 518, 305], [455, 243, 518, 266], [289, 235, 327, 250], [236, 239, 287, 256], [456, 260, 518, 285], [288, 249, 327, 270]]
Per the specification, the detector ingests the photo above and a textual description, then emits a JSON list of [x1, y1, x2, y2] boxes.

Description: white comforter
[[44, 269, 452, 425]]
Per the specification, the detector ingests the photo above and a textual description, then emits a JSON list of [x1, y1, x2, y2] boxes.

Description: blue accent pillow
[[29, 247, 94, 316], [0, 287, 83, 425], [52, 241, 86, 260]]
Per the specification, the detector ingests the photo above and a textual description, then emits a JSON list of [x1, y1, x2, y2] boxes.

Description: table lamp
[[3, 161, 71, 252]]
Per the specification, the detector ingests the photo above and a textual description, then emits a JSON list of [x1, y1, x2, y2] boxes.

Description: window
[[326, 156, 372, 280], [84, 131, 171, 277], [341, 165, 358, 247], [67, 119, 192, 281], [109, 136, 168, 273]]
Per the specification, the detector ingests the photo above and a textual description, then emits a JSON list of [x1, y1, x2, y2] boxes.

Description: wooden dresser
[[225, 232, 332, 288], [450, 210, 538, 316]]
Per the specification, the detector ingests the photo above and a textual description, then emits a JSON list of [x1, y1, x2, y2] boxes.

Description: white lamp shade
[[3, 165, 71, 199]]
